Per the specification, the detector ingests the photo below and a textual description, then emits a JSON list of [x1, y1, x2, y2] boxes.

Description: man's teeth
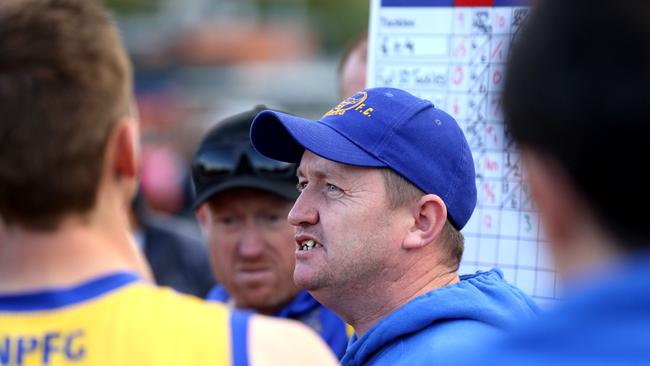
[[300, 239, 322, 251]]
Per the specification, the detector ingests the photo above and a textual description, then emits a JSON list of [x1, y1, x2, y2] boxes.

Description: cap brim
[[250, 110, 386, 167], [192, 176, 298, 210]]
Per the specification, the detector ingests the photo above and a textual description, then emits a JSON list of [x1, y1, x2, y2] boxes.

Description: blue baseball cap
[[250, 87, 477, 230]]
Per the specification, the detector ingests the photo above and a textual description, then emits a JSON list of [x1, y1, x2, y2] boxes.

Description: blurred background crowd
[[111, 0, 369, 222]]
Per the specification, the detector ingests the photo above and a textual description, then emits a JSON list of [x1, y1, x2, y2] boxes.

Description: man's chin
[[294, 268, 321, 291], [237, 293, 275, 307], [236, 292, 294, 313]]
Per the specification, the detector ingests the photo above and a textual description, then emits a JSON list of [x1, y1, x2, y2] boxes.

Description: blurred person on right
[[0, 1, 337, 365], [454, 0, 650, 364]]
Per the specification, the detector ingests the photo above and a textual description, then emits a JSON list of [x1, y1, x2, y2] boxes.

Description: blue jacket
[[341, 269, 540, 366], [452, 254, 650, 366], [207, 285, 349, 359]]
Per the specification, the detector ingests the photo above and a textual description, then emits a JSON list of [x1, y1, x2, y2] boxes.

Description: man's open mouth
[[298, 239, 323, 251]]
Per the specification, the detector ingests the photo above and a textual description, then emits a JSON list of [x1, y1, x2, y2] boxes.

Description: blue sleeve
[[230, 310, 252, 366], [319, 307, 349, 359]]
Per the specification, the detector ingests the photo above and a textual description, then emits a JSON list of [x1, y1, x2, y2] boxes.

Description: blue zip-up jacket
[[451, 254, 650, 366], [341, 269, 540, 366], [207, 285, 349, 359]]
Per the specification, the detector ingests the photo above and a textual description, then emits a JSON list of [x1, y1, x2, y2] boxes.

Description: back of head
[[503, 0, 650, 249], [0, 0, 132, 230]]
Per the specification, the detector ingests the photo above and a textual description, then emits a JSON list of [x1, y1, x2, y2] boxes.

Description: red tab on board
[[455, 0, 494, 6]]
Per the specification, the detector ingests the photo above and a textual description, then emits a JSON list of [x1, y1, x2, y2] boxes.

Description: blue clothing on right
[[452, 254, 650, 366], [341, 269, 540, 366]]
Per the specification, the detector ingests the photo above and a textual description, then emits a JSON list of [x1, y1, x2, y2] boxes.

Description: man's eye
[[296, 181, 307, 192], [257, 213, 286, 228], [219, 216, 241, 226], [326, 184, 341, 192], [262, 213, 282, 222]]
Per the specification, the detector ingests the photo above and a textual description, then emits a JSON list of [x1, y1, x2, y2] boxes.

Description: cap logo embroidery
[[323, 91, 374, 118]]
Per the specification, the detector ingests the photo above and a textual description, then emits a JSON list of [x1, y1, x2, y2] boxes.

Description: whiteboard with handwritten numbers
[[368, 0, 557, 306]]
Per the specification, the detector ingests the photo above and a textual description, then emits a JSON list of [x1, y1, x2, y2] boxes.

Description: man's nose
[[238, 226, 265, 258], [288, 191, 319, 227]]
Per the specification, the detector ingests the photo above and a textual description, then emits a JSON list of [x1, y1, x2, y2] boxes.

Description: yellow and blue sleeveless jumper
[[0, 273, 252, 366]]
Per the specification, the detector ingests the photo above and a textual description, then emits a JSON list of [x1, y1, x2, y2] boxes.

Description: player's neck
[[0, 211, 151, 293]]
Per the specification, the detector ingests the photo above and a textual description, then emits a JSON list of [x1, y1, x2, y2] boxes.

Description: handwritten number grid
[[372, 5, 557, 305]]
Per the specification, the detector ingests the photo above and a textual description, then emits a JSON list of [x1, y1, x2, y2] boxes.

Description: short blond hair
[[381, 169, 464, 269]]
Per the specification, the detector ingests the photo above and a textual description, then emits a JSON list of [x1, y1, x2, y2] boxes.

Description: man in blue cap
[[250, 87, 540, 365]]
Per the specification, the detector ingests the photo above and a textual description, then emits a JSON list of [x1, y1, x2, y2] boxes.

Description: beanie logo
[[323, 91, 374, 118]]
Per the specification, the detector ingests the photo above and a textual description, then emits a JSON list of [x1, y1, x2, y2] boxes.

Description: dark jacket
[[138, 214, 215, 298]]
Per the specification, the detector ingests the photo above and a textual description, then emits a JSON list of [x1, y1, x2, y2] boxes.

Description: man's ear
[[101, 116, 139, 206], [196, 204, 215, 239], [196, 205, 208, 227], [112, 117, 139, 180], [402, 194, 447, 250]]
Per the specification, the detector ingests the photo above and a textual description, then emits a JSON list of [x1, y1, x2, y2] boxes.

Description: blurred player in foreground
[[0, 1, 336, 365]]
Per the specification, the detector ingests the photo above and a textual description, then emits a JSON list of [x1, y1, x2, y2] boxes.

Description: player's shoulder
[[248, 315, 338, 366], [115, 283, 338, 365]]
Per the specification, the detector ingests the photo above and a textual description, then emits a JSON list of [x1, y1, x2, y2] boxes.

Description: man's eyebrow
[[296, 164, 347, 181]]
